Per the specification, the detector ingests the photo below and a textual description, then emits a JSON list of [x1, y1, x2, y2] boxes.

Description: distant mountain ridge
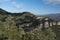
[[43, 13, 60, 21]]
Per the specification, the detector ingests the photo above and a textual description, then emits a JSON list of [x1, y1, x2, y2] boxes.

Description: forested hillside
[[0, 8, 58, 40]]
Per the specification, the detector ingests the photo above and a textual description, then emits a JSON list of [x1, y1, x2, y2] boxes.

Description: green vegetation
[[0, 19, 56, 40], [0, 8, 58, 40], [50, 25, 60, 40]]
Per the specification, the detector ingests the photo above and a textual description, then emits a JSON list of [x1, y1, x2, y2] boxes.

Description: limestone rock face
[[57, 21, 60, 25], [44, 22, 49, 28], [50, 22, 53, 26], [53, 22, 56, 25]]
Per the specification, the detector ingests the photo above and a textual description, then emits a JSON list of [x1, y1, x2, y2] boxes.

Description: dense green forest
[[0, 8, 59, 40]]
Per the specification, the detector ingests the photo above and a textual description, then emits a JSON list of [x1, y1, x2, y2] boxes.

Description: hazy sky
[[0, 0, 60, 15]]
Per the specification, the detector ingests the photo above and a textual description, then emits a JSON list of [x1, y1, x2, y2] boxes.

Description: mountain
[[0, 8, 35, 17], [0, 8, 37, 32], [0, 8, 58, 40], [42, 13, 60, 21]]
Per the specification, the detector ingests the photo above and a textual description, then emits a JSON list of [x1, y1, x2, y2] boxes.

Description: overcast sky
[[0, 0, 60, 15]]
